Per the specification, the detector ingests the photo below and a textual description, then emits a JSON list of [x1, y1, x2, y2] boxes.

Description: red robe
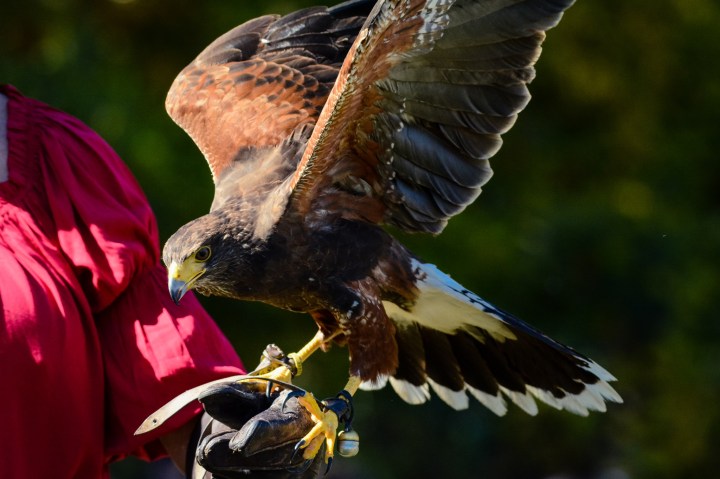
[[0, 85, 244, 477]]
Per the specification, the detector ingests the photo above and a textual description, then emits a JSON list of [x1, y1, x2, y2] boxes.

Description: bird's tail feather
[[362, 260, 622, 416]]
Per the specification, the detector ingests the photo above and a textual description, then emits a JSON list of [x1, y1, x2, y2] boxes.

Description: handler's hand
[[190, 381, 324, 479]]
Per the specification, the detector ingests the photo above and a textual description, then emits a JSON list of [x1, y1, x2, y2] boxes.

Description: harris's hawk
[[163, 0, 621, 462]]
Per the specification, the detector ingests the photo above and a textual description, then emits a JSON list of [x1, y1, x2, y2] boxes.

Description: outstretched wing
[[166, 0, 374, 184], [289, 0, 575, 233]]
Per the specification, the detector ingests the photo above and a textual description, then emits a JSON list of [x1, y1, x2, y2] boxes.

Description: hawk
[[163, 0, 621, 463]]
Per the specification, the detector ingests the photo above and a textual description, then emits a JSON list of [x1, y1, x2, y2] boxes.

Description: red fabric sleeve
[[34, 104, 159, 313], [97, 266, 243, 461], [1, 86, 245, 467], [1, 85, 108, 478], [28, 93, 246, 460]]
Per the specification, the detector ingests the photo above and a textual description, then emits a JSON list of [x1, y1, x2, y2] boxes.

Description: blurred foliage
[[3, 0, 720, 477]]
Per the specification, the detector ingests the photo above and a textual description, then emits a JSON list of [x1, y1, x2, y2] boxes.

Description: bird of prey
[[164, 0, 621, 463]]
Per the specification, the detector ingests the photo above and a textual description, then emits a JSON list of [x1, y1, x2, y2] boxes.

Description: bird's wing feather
[[288, 0, 575, 233], [166, 1, 374, 185]]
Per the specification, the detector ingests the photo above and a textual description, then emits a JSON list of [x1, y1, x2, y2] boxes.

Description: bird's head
[[162, 212, 259, 304]]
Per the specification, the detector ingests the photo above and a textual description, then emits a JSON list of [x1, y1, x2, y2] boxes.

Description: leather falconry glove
[[189, 381, 325, 479], [136, 345, 328, 478]]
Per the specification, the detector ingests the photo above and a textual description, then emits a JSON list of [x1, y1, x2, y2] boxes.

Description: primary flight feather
[[164, 0, 622, 417]]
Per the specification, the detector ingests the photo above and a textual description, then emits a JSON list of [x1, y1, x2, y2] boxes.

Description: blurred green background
[[3, 0, 719, 478]]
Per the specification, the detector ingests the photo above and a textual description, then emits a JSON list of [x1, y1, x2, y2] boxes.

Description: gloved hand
[[189, 381, 325, 479]]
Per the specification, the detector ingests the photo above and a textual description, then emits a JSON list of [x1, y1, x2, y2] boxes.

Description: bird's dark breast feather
[[224, 210, 391, 309], [231, 209, 416, 381]]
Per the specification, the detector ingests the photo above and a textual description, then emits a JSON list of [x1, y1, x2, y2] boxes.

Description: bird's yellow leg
[[294, 376, 362, 465], [246, 330, 336, 385]]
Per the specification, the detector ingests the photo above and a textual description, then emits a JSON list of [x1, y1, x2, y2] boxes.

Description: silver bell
[[337, 428, 360, 457]]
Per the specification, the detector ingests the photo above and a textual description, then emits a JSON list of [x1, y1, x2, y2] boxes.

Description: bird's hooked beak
[[167, 259, 206, 305]]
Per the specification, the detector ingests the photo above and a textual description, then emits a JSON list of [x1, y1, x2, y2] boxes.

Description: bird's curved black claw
[[286, 458, 314, 475], [282, 389, 306, 413], [324, 456, 333, 476], [291, 439, 306, 463], [264, 378, 275, 398]]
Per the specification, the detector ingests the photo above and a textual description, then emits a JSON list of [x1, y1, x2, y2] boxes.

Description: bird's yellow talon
[[236, 364, 295, 395], [301, 435, 325, 460], [297, 393, 324, 419], [243, 331, 336, 393], [294, 393, 341, 464], [261, 364, 294, 383]]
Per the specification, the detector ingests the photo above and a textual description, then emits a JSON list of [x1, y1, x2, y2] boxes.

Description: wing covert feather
[[166, 2, 374, 184]]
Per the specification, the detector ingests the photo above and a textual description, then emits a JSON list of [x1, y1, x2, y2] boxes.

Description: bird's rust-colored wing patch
[[167, 59, 322, 182], [289, 0, 575, 233], [166, 6, 371, 184]]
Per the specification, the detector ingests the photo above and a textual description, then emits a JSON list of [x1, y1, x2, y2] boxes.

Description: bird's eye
[[194, 246, 211, 262]]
